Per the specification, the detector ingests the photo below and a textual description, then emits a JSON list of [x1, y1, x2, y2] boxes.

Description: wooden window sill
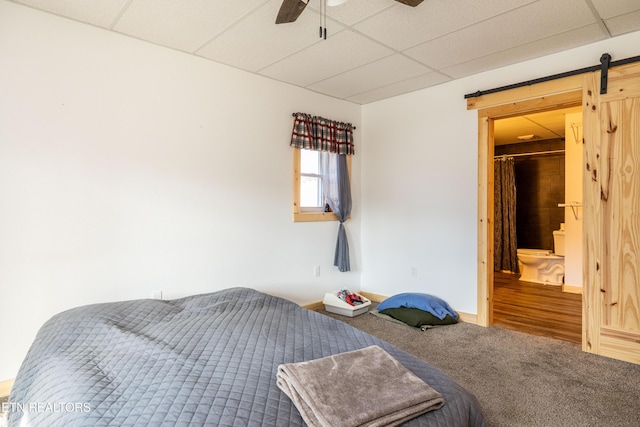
[[293, 212, 339, 222]]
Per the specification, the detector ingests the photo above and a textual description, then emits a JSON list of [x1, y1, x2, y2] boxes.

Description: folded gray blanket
[[276, 345, 445, 427]]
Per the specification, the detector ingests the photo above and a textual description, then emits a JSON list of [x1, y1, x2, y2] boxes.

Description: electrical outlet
[[151, 290, 163, 300], [411, 267, 418, 278], [314, 265, 320, 277]]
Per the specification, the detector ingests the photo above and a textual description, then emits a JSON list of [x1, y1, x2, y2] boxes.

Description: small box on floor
[[323, 290, 371, 317]]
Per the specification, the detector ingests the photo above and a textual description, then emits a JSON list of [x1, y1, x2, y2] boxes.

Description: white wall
[[0, 1, 361, 381], [360, 86, 479, 313], [361, 30, 640, 315]]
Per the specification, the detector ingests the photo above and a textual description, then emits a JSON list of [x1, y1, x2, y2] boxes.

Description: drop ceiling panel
[[354, 0, 536, 51], [590, 0, 640, 19], [113, 0, 268, 53], [346, 72, 450, 104], [307, 0, 394, 26], [494, 106, 582, 146], [405, 0, 598, 70], [13, 0, 129, 28], [259, 29, 394, 87], [308, 54, 431, 99], [197, 0, 332, 72], [529, 111, 570, 135], [443, 24, 607, 79], [606, 10, 640, 36], [495, 117, 559, 145]]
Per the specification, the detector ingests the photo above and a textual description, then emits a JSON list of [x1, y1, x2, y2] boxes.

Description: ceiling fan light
[[327, 0, 348, 6]]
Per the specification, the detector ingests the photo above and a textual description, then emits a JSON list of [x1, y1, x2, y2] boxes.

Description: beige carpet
[[320, 305, 640, 427]]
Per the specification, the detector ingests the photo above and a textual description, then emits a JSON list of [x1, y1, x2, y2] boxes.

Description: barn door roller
[[600, 53, 612, 95]]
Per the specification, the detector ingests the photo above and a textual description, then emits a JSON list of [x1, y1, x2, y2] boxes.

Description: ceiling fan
[[276, 0, 424, 25]]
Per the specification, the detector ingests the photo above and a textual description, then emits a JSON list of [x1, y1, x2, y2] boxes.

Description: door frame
[[472, 78, 584, 328]]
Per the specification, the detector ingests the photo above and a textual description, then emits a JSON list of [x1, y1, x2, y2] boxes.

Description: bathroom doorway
[[475, 63, 640, 363], [491, 106, 583, 343]]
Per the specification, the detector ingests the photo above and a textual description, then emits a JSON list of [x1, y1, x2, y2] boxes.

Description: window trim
[[292, 148, 351, 222]]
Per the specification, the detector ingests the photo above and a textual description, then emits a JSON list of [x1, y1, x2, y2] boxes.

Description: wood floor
[[492, 271, 582, 344]]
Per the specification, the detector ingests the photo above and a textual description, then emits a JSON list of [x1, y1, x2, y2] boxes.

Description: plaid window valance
[[290, 112, 355, 155]]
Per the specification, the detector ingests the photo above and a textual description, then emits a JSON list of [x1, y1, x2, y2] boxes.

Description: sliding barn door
[[583, 62, 640, 364]]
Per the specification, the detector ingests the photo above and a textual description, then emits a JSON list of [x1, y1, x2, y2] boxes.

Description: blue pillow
[[377, 293, 458, 320]]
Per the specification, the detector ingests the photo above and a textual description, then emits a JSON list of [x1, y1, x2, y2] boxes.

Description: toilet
[[517, 228, 565, 285]]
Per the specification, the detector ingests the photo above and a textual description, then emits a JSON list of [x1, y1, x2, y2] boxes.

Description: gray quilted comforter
[[8, 287, 486, 426]]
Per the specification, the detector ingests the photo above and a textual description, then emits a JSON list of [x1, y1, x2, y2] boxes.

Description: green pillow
[[379, 307, 458, 327]]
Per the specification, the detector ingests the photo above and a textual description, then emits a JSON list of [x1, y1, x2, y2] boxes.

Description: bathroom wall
[[564, 112, 583, 289], [495, 140, 565, 251]]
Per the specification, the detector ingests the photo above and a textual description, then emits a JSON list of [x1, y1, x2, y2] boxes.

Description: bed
[[7, 287, 486, 426]]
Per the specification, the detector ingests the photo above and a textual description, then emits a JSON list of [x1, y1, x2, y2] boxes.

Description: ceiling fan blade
[[276, 0, 309, 24], [394, 0, 424, 6]]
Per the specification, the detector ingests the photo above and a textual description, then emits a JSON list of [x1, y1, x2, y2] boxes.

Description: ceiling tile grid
[[353, 0, 537, 51], [590, 0, 640, 19], [112, 0, 269, 53], [258, 28, 395, 87], [196, 0, 331, 72], [10, 0, 640, 104], [494, 106, 582, 146], [308, 53, 432, 98], [347, 71, 451, 104], [12, 0, 130, 28], [308, 0, 394, 26], [442, 23, 609, 80], [404, 0, 599, 70], [605, 9, 640, 36]]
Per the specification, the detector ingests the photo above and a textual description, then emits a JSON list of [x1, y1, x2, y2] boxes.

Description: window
[[299, 149, 324, 211], [292, 148, 350, 222]]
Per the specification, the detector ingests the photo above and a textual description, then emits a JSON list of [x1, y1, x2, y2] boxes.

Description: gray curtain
[[494, 156, 518, 273], [323, 153, 352, 272]]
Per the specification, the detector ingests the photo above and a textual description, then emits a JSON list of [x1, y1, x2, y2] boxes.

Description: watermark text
[[2, 401, 91, 414]]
